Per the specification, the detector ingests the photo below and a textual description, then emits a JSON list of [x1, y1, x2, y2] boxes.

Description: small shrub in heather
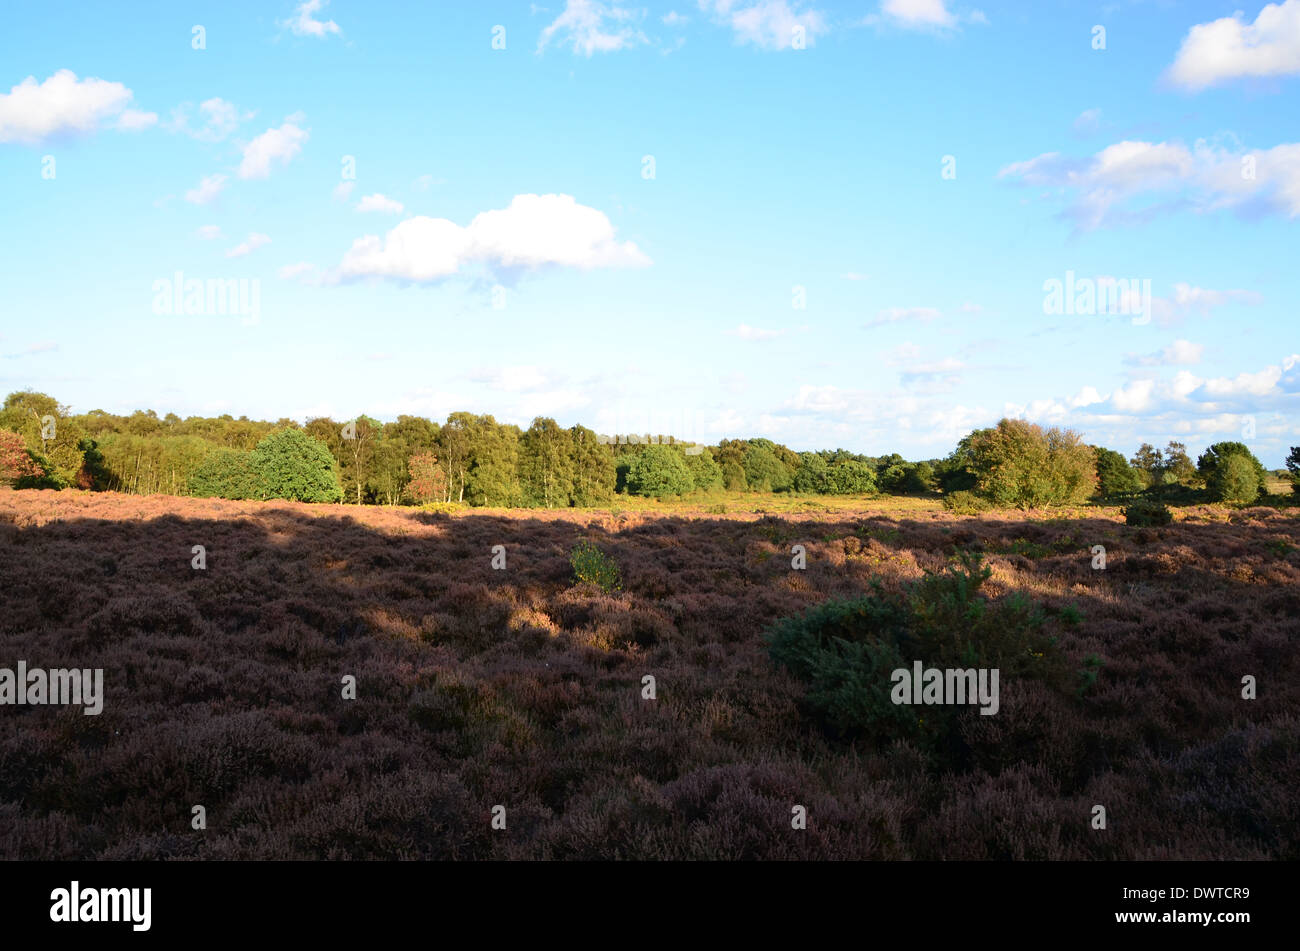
[[942, 490, 987, 515], [1122, 498, 1172, 526], [569, 540, 622, 593], [765, 552, 1069, 759]]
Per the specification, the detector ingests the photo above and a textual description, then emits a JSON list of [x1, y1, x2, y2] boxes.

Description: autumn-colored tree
[[406, 450, 448, 504], [0, 429, 43, 485]]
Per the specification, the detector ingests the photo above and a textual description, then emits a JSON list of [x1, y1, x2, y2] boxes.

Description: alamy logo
[[50, 881, 151, 932], [152, 271, 260, 324], [891, 662, 999, 715], [1042, 271, 1151, 325], [0, 662, 103, 715]]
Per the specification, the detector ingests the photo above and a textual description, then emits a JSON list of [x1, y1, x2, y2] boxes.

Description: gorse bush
[[570, 541, 622, 593], [942, 490, 987, 514], [1122, 498, 1173, 526], [765, 552, 1068, 760]]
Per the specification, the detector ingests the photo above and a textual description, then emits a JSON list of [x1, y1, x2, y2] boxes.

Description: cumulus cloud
[[225, 233, 271, 258], [337, 193, 650, 283], [167, 97, 248, 141], [282, 0, 342, 38], [1166, 0, 1300, 90], [1126, 339, 1205, 367], [863, 0, 986, 31], [538, 1, 648, 55], [0, 69, 154, 144], [999, 136, 1300, 229], [115, 109, 158, 131], [185, 173, 228, 205], [332, 181, 356, 202], [196, 225, 223, 240], [355, 193, 405, 214], [700, 0, 828, 49], [239, 117, 309, 179]]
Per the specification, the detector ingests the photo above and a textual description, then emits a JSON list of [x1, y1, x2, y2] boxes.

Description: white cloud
[[279, 262, 319, 284], [355, 193, 405, 215], [538, 1, 648, 55], [729, 324, 786, 340], [468, 365, 561, 392], [1127, 338, 1205, 367], [1167, 0, 1300, 90], [282, 0, 342, 38], [338, 193, 651, 283], [0, 69, 149, 144], [196, 225, 223, 240], [185, 174, 228, 205], [868, 306, 942, 325], [226, 233, 271, 258], [900, 357, 964, 388], [412, 174, 446, 191], [841, 271, 870, 281], [700, 0, 828, 50], [999, 136, 1300, 229], [663, 10, 688, 25], [332, 181, 356, 202], [881, 0, 955, 28], [114, 109, 158, 131], [865, 0, 986, 31], [166, 98, 248, 141], [1150, 283, 1262, 326], [1071, 107, 1103, 136], [238, 118, 309, 179]]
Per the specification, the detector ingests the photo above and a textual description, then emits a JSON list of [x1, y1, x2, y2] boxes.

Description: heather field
[[1, 487, 1296, 860]]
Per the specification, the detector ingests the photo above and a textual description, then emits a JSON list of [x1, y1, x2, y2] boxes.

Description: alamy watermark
[[891, 662, 999, 715], [1042, 271, 1151, 325], [0, 662, 103, 715], [152, 271, 260, 324]]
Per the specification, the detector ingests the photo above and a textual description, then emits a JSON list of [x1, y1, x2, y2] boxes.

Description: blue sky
[[1, 0, 1297, 465]]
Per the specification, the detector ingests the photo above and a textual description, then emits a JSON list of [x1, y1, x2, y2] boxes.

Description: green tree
[[190, 448, 261, 499], [1162, 441, 1198, 485], [794, 452, 829, 493], [1197, 442, 1266, 503], [683, 447, 724, 493], [626, 445, 694, 498], [1287, 446, 1300, 496], [1092, 446, 1142, 497], [742, 443, 793, 492], [568, 425, 616, 505], [1130, 443, 1164, 488], [519, 417, 576, 507], [250, 428, 343, 502], [963, 418, 1096, 508], [826, 460, 877, 495]]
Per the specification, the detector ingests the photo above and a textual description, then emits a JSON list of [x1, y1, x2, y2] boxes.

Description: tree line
[[1, 390, 1295, 509]]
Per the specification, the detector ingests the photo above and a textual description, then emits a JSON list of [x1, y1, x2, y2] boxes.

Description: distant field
[[1, 487, 1297, 859]]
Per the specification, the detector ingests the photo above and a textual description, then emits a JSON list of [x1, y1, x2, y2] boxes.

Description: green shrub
[[765, 552, 1068, 755], [570, 541, 622, 593], [250, 428, 343, 503], [1122, 498, 1172, 526], [626, 445, 694, 498], [190, 448, 261, 499], [1197, 442, 1266, 503], [942, 490, 987, 514], [1206, 452, 1261, 504]]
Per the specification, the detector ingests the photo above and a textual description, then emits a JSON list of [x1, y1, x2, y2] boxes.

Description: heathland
[[1, 488, 1296, 859]]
